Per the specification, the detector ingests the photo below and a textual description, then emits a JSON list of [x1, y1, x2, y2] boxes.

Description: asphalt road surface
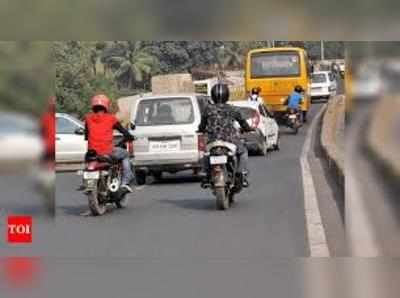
[[0, 78, 346, 297], [1, 103, 324, 298]]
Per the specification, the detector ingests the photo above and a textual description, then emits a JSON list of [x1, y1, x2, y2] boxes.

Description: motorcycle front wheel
[[215, 187, 230, 210], [87, 180, 107, 216]]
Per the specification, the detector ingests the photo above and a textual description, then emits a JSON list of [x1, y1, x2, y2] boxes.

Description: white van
[[310, 71, 337, 100], [130, 93, 212, 183]]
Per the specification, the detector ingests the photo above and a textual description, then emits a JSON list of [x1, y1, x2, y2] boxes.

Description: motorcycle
[[285, 108, 302, 134], [202, 139, 243, 210], [81, 138, 134, 216]]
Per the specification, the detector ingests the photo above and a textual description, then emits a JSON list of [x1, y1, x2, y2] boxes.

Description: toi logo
[[7, 216, 32, 243]]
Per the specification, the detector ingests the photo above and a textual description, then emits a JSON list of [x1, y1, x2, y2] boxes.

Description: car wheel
[[135, 171, 146, 185], [273, 132, 280, 151], [153, 171, 163, 181]]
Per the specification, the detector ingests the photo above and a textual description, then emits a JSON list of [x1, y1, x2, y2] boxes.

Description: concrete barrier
[[320, 95, 345, 187], [366, 97, 400, 182]]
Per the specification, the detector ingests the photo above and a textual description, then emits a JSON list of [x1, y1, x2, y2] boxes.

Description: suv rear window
[[312, 73, 327, 83], [136, 97, 194, 126], [236, 107, 256, 120]]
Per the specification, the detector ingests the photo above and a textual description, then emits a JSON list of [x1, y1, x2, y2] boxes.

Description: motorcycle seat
[[97, 155, 120, 164]]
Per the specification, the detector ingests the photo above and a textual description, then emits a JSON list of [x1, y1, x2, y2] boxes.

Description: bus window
[[250, 51, 300, 78]]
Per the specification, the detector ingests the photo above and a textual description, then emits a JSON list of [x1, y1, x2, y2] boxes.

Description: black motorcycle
[[202, 139, 243, 210], [81, 138, 134, 216], [284, 108, 302, 134]]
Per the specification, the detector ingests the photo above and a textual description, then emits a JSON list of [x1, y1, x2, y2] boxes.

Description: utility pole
[[320, 40, 325, 61]]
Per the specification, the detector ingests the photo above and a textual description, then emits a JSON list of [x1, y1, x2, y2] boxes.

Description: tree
[[101, 41, 159, 90]]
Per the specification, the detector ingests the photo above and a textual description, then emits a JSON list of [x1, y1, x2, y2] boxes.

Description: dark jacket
[[198, 103, 251, 152]]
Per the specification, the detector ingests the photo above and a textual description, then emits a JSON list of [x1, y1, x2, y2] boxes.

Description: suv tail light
[[250, 111, 260, 128], [127, 141, 134, 155], [198, 134, 206, 152]]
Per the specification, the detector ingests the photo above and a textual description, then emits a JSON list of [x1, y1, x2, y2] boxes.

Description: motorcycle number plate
[[210, 155, 227, 165], [289, 115, 297, 119], [83, 171, 100, 179]]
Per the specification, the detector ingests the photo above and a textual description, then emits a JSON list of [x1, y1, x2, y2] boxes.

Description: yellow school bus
[[245, 47, 312, 119]]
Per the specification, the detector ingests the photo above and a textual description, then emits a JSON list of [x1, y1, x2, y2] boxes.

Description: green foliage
[[0, 42, 53, 116], [55, 41, 344, 117], [54, 41, 118, 118]]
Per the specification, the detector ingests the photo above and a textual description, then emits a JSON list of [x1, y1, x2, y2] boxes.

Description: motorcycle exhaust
[[108, 178, 120, 192]]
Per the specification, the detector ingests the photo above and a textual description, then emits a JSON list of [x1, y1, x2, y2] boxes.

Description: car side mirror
[[75, 127, 85, 135], [130, 122, 136, 130]]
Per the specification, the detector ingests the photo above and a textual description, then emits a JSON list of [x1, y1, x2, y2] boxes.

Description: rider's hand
[[126, 134, 136, 141]]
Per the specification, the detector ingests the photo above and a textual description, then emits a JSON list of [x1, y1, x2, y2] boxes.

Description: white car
[[130, 93, 213, 183], [0, 112, 43, 171], [229, 101, 280, 155], [56, 113, 87, 163], [311, 71, 337, 101]]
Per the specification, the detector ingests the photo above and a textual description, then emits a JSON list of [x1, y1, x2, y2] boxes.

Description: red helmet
[[91, 94, 111, 112]]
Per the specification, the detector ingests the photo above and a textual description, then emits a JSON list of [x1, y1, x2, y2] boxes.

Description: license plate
[[150, 140, 180, 152], [210, 155, 227, 165], [289, 115, 297, 119], [83, 171, 100, 179]]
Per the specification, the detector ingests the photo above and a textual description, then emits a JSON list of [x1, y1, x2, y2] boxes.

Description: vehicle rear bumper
[[311, 91, 335, 98], [134, 161, 203, 173], [242, 131, 264, 150], [133, 153, 203, 173]]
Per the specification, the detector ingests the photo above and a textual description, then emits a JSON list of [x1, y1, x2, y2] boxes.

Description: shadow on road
[[150, 174, 201, 185], [159, 198, 216, 211], [57, 205, 89, 216]]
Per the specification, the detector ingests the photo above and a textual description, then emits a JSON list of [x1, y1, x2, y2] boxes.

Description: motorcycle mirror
[[130, 122, 136, 130], [75, 127, 85, 135]]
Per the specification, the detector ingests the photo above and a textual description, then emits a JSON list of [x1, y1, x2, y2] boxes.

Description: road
[[0, 79, 346, 296]]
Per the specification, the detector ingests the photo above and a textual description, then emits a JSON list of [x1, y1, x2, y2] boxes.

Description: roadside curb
[[366, 97, 400, 184], [320, 95, 345, 188]]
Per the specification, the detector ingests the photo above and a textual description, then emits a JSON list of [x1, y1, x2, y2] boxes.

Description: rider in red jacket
[[40, 96, 56, 164], [85, 94, 135, 192]]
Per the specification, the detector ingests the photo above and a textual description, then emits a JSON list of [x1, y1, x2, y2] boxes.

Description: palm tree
[[217, 43, 243, 71], [101, 41, 159, 90]]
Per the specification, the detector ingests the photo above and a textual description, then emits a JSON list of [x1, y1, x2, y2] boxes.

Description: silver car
[[130, 94, 211, 183]]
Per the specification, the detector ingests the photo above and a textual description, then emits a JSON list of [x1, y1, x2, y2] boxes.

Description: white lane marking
[[301, 106, 330, 257]]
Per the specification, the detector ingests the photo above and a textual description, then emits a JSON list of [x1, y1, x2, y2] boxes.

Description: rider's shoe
[[200, 175, 211, 188], [121, 184, 133, 193]]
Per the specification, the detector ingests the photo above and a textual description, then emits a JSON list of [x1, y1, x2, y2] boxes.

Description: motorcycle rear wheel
[[88, 182, 107, 216], [215, 187, 230, 210]]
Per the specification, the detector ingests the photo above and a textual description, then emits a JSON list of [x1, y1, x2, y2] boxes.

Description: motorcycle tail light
[[87, 161, 99, 171], [127, 141, 134, 155], [198, 134, 206, 152]]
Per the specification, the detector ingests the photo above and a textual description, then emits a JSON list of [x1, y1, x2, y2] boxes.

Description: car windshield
[[251, 51, 300, 78], [136, 97, 194, 126], [0, 113, 38, 135], [236, 107, 255, 120], [312, 73, 327, 83]]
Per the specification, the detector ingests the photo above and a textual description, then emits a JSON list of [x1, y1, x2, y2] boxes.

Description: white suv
[[311, 71, 337, 101]]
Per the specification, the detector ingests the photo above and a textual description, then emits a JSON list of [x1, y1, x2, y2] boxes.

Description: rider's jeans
[[111, 147, 134, 185], [237, 149, 248, 174]]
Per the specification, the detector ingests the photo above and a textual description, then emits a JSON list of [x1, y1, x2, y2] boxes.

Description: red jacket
[[41, 111, 55, 155], [85, 113, 118, 155]]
